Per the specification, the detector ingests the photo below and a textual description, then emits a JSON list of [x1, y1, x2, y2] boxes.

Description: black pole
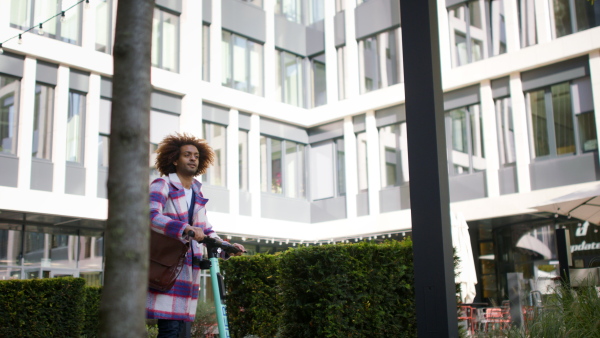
[[399, 0, 458, 336], [556, 228, 571, 286]]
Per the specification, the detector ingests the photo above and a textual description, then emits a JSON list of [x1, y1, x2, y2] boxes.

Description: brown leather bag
[[148, 229, 189, 292]]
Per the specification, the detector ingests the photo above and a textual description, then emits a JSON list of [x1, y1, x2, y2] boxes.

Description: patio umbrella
[[534, 183, 600, 225], [451, 211, 478, 303]]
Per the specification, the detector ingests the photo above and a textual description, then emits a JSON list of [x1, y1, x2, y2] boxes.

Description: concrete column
[[480, 80, 500, 197], [324, 0, 338, 104], [227, 109, 240, 215], [264, 0, 277, 100], [179, 0, 203, 136], [209, 0, 222, 86], [509, 72, 532, 193], [16, 57, 37, 189], [365, 110, 380, 215], [344, 0, 359, 98], [589, 51, 600, 169], [503, 0, 521, 53], [84, 73, 101, 197], [248, 113, 261, 217], [52, 65, 70, 194], [437, 0, 452, 74], [343, 116, 358, 219], [534, 0, 552, 43]]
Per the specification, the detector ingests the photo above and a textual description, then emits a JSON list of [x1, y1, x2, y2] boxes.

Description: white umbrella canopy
[[534, 183, 600, 225], [451, 211, 478, 304]]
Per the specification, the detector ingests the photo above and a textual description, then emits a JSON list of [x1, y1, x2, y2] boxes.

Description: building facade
[[1, 0, 599, 303]]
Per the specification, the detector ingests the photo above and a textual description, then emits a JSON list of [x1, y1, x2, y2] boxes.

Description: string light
[[38, 23, 44, 35], [0, 43, 4, 55], [0, 0, 86, 49], [18, 35, 23, 44]]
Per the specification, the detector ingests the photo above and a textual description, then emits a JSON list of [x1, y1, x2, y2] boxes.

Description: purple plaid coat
[[146, 173, 218, 322]]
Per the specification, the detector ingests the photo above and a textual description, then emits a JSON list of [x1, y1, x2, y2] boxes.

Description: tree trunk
[[98, 0, 154, 336]]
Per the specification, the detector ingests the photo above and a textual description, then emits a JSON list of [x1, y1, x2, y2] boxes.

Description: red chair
[[458, 305, 476, 335]]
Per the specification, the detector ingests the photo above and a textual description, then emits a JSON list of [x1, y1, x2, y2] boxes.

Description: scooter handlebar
[[187, 230, 245, 255]]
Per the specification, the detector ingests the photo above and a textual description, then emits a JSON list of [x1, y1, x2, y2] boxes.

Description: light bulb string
[[1, 0, 86, 49]]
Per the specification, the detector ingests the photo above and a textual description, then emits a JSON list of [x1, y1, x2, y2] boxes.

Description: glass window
[[239, 130, 249, 191], [32, 84, 54, 160], [495, 96, 516, 165], [446, 104, 485, 174], [78, 230, 104, 270], [309, 138, 346, 200], [0, 223, 22, 267], [0, 74, 20, 155], [95, 0, 113, 53], [66, 91, 86, 163], [24, 226, 77, 269], [518, 0, 537, 48], [277, 50, 305, 107], [10, 0, 83, 45], [152, 7, 180, 72], [448, 1, 487, 67], [489, 0, 507, 55], [527, 81, 589, 159], [276, 0, 302, 24], [379, 123, 409, 187], [357, 132, 368, 191], [202, 24, 210, 82], [222, 31, 264, 96], [98, 98, 111, 167], [260, 136, 306, 198], [550, 0, 600, 38], [202, 122, 227, 187], [358, 28, 402, 93], [310, 54, 327, 107]]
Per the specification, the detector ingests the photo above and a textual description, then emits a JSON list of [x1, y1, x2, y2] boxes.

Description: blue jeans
[[157, 319, 190, 338]]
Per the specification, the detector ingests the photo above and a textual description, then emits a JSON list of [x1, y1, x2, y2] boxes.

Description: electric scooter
[[188, 231, 243, 338]]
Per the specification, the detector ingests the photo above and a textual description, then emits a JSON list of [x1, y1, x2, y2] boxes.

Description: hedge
[[222, 238, 416, 338], [83, 286, 102, 337], [0, 277, 86, 337]]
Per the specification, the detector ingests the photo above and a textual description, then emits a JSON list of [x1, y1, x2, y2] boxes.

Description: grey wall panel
[[202, 185, 230, 213], [261, 193, 311, 222], [498, 166, 517, 195], [156, 0, 182, 13], [275, 16, 307, 56], [203, 0, 211, 23], [530, 152, 600, 190], [353, 114, 366, 133], [446, 0, 468, 8], [444, 84, 480, 111], [69, 69, 90, 93], [97, 167, 108, 198], [521, 56, 589, 92], [355, 0, 400, 40], [239, 112, 251, 130], [222, 0, 266, 43], [380, 187, 401, 213], [356, 191, 369, 216], [30, 159, 53, 192], [379, 185, 411, 211], [36, 61, 58, 86], [65, 164, 86, 195], [308, 120, 344, 143], [100, 77, 112, 98], [306, 23, 325, 56], [202, 102, 229, 125], [0, 156, 18, 187], [310, 196, 347, 223], [260, 118, 308, 143], [334, 11, 346, 47], [0, 52, 24, 78], [376, 104, 406, 127], [491, 76, 510, 99], [239, 190, 252, 216], [151, 91, 182, 114], [449, 171, 487, 202]]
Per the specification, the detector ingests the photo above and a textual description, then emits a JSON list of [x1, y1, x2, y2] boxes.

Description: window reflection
[[32, 84, 54, 160], [0, 74, 20, 155]]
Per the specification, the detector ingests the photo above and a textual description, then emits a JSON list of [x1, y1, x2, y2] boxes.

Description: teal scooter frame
[[188, 231, 243, 338]]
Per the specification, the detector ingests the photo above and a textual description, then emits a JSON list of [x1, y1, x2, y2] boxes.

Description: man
[[147, 132, 244, 338]]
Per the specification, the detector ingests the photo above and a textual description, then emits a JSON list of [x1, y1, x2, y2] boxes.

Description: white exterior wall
[[1, 0, 600, 243]]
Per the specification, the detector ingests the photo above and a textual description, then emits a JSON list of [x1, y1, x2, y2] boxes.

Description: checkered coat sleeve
[[146, 173, 218, 322]]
